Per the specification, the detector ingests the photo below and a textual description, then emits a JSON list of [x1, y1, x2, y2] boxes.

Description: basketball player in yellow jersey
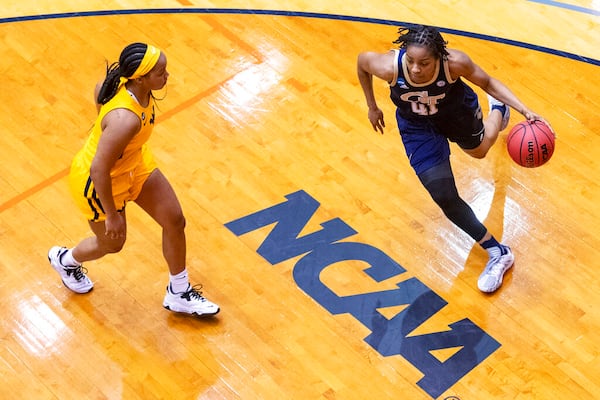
[[48, 43, 219, 316]]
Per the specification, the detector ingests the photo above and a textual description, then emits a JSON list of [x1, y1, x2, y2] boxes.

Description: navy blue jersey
[[389, 49, 478, 122]]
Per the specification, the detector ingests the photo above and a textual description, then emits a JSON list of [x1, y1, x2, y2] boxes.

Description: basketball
[[506, 120, 555, 168]]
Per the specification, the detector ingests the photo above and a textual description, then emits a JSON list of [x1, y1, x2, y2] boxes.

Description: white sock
[[61, 249, 81, 267], [169, 269, 190, 294]]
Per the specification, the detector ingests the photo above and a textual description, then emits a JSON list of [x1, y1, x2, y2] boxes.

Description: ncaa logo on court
[[225, 190, 500, 399]]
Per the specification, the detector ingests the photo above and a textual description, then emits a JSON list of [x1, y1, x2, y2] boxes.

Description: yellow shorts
[[68, 146, 157, 222]]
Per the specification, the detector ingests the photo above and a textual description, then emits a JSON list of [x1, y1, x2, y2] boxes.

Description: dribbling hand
[[522, 108, 555, 137]]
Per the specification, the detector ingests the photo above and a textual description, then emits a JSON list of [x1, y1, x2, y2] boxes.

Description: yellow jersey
[[69, 85, 157, 221], [75, 85, 155, 176]]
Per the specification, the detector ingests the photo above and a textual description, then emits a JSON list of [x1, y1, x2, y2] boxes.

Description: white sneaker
[[487, 95, 510, 131], [163, 284, 220, 316], [48, 246, 94, 293], [478, 245, 514, 293]]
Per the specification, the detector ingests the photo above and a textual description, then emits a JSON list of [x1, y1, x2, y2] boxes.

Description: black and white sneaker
[[478, 245, 514, 293], [48, 246, 93, 293], [488, 95, 511, 131], [163, 284, 219, 316]]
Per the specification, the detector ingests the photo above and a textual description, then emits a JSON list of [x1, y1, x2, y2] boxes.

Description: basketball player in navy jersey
[[357, 25, 547, 292]]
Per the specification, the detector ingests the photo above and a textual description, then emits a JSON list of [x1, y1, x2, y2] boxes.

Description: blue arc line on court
[[527, 0, 600, 16], [0, 8, 598, 66]]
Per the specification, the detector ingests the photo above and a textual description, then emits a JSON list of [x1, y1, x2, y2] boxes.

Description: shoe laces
[[65, 265, 88, 281], [485, 253, 508, 276], [181, 284, 207, 302]]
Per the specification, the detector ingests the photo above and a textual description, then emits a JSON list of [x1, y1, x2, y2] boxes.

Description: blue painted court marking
[[528, 0, 600, 16], [0, 8, 598, 66]]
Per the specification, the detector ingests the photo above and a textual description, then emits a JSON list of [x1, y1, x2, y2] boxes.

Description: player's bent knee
[[98, 237, 126, 254], [464, 147, 488, 159], [162, 212, 186, 232]]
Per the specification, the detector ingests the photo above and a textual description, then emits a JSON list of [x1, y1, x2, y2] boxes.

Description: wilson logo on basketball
[[526, 141, 535, 165], [507, 120, 555, 168]]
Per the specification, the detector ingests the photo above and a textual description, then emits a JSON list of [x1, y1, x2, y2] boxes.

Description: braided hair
[[393, 25, 449, 60], [96, 42, 149, 105]]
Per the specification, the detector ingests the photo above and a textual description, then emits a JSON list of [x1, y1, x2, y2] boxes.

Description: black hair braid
[[96, 42, 148, 105], [393, 25, 449, 59]]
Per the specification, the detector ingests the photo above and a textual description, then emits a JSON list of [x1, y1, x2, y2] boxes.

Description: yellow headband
[[118, 44, 161, 88], [129, 44, 161, 79]]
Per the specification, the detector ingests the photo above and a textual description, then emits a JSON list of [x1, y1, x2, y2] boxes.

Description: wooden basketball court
[[1, 1, 599, 399]]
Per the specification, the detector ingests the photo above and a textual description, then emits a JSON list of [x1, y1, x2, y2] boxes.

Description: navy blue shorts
[[395, 102, 484, 176]]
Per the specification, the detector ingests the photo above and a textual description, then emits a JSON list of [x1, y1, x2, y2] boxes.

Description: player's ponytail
[[96, 43, 148, 105]]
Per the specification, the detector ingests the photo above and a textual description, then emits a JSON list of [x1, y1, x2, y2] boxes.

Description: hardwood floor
[[1, 1, 598, 399]]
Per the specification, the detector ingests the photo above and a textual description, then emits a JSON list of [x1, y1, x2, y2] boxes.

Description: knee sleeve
[[418, 163, 487, 241]]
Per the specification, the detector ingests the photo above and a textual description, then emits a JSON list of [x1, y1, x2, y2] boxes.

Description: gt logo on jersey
[[401, 90, 445, 116]]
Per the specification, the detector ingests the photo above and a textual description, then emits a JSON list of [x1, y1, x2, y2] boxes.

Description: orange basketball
[[506, 120, 555, 168]]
